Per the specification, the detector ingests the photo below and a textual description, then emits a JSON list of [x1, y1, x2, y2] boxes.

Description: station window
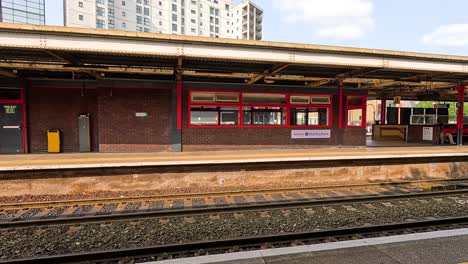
[[243, 107, 285, 126], [190, 106, 239, 126], [191, 92, 239, 103], [290, 95, 310, 104], [189, 91, 332, 128], [243, 93, 286, 104], [311, 96, 331, 104], [290, 95, 331, 105], [290, 95, 331, 127], [346, 95, 366, 128], [290, 107, 329, 127]]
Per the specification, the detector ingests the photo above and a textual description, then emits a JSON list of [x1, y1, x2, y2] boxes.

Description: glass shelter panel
[[243, 107, 285, 126], [190, 106, 239, 126], [347, 109, 363, 127], [290, 107, 329, 126]]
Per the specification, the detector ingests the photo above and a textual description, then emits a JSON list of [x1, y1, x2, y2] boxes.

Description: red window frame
[[241, 91, 288, 128], [188, 90, 333, 129], [345, 95, 367, 128], [188, 91, 242, 128], [289, 93, 332, 129]]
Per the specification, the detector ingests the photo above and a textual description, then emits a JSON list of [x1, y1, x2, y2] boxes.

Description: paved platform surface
[[151, 229, 468, 264], [1, 146, 468, 171]]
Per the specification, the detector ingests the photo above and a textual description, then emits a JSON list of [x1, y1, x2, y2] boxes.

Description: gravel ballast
[[0, 195, 467, 260]]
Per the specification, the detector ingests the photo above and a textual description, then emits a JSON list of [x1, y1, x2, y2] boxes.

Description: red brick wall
[[27, 83, 365, 153], [183, 128, 340, 151], [28, 85, 173, 153], [28, 88, 99, 152], [342, 128, 367, 146], [97, 88, 172, 152]]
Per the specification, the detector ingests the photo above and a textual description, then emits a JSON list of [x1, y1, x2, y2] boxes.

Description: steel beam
[[401, 72, 454, 82], [314, 68, 382, 86], [247, 63, 289, 84], [2, 31, 468, 74], [0, 69, 17, 78], [183, 71, 253, 79], [44, 50, 81, 65], [0, 62, 174, 75], [307, 79, 333, 87]]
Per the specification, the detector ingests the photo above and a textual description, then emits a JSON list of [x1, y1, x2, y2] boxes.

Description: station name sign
[[291, 130, 331, 139]]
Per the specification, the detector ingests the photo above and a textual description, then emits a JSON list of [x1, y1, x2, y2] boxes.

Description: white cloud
[[422, 24, 468, 47], [273, 0, 375, 40]]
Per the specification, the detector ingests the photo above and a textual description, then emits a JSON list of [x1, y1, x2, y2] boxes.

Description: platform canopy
[[0, 23, 468, 100]]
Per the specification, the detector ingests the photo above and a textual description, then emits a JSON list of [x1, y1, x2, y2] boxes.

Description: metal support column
[[338, 81, 344, 146], [171, 73, 183, 152], [380, 96, 386, 125], [456, 85, 464, 146]]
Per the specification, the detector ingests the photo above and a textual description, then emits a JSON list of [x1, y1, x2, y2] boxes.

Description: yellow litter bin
[[47, 129, 61, 153]]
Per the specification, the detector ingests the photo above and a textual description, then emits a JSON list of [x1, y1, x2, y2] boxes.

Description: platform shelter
[[0, 23, 468, 153]]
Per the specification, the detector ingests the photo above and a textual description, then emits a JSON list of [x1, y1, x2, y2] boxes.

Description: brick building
[[1, 79, 366, 153]]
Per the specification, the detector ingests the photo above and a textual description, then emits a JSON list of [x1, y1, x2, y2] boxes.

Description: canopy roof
[[0, 23, 467, 100]]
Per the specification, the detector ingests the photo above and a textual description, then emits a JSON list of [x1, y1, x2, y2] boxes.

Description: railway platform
[[1, 146, 468, 171], [2, 146, 468, 199], [152, 229, 468, 264]]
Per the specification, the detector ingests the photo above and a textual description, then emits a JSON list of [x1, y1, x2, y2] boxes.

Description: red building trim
[[338, 85, 343, 129], [345, 95, 367, 129], [177, 81, 183, 130], [457, 85, 464, 130]]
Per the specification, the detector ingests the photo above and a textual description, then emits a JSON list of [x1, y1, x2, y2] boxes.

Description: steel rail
[[1, 177, 466, 210], [1, 188, 467, 229], [2, 216, 467, 264]]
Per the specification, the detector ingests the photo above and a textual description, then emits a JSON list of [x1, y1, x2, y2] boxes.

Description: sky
[[45, 0, 468, 56]]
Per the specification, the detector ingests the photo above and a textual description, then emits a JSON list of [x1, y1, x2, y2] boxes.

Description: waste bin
[[47, 129, 61, 153]]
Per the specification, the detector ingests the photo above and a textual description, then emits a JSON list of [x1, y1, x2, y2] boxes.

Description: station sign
[[135, 112, 148, 117], [291, 130, 331, 139]]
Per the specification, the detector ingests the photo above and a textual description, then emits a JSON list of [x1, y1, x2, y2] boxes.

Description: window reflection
[[243, 107, 285, 126]]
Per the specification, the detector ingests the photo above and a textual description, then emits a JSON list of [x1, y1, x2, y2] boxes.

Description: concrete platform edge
[[148, 228, 468, 264], [2, 152, 468, 172]]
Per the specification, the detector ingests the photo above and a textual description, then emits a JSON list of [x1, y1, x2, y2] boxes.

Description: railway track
[[2, 216, 467, 264], [1, 185, 467, 228], [2, 177, 465, 209], [1, 178, 466, 223], [0, 181, 467, 263]]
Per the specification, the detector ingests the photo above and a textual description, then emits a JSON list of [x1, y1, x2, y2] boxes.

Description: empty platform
[[1, 146, 468, 171]]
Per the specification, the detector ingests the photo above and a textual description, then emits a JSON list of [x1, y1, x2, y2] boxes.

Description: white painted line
[[147, 228, 468, 264]]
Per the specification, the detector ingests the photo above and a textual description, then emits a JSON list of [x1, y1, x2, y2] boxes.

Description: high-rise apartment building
[[63, 0, 262, 40], [0, 0, 45, 25], [232, 0, 262, 40]]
